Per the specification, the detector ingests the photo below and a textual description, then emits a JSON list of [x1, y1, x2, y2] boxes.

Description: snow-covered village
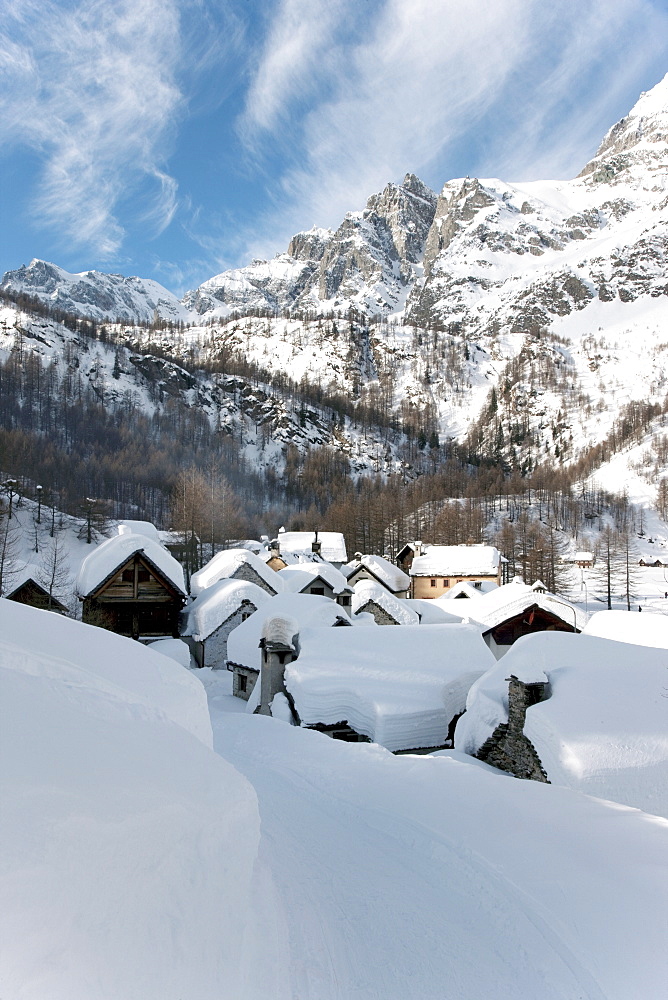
[[2, 4, 668, 998]]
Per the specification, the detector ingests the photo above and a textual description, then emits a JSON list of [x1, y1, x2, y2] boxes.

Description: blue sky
[[2, 0, 668, 295]]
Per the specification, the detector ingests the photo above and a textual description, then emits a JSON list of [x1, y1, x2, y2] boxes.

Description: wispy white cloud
[[236, 0, 668, 262], [0, 0, 186, 257]]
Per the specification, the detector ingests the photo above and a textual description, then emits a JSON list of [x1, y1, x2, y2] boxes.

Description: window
[[443, 579, 449, 587], [137, 569, 151, 583], [310, 587, 325, 595], [122, 569, 134, 582], [238, 673, 247, 693], [430, 579, 437, 587]]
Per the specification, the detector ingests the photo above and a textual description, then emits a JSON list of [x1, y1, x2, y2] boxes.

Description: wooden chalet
[[6, 577, 68, 615], [78, 535, 186, 640]]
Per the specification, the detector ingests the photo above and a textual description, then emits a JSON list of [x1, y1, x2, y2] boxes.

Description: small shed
[[77, 533, 186, 639], [6, 577, 69, 615]]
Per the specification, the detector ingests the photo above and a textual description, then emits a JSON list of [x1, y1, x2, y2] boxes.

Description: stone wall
[[475, 675, 550, 782]]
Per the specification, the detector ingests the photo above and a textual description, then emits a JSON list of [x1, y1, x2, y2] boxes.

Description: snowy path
[[209, 701, 667, 1000]]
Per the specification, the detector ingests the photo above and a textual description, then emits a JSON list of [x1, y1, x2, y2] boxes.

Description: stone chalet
[[76, 532, 186, 639], [408, 544, 505, 599], [351, 579, 420, 626], [251, 622, 495, 753], [190, 548, 281, 599], [226, 593, 351, 700], [180, 578, 271, 669], [343, 553, 410, 598], [278, 562, 353, 613]]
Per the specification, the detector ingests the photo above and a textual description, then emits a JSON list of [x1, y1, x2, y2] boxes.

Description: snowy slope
[[0, 602, 274, 999]]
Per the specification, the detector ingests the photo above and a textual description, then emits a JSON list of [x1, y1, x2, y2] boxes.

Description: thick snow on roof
[[286, 624, 495, 751], [352, 580, 419, 625], [444, 579, 499, 599], [344, 554, 410, 593], [261, 615, 299, 650], [0, 600, 267, 998], [190, 548, 282, 598], [182, 579, 271, 640], [278, 561, 351, 595], [584, 609, 668, 648], [76, 531, 186, 597], [147, 637, 193, 668], [117, 520, 161, 542], [226, 593, 351, 671], [410, 544, 501, 577], [456, 631, 668, 818], [276, 530, 347, 563], [405, 598, 482, 626], [455, 578, 588, 631]]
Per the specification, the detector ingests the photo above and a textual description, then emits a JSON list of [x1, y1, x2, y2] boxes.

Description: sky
[[1, 0, 668, 295]]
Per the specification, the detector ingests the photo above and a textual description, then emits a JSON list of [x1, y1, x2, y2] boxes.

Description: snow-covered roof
[[454, 578, 588, 632], [443, 580, 499, 600], [117, 520, 161, 543], [404, 599, 482, 626], [285, 624, 495, 752], [278, 562, 352, 595], [261, 615, 298, 650], [275, 530, 347, 563], [181, 579, 271, 641], [352, 580, 419, 625], [456, 631, 668, 818], [410, 545, 501, 577], [76, 532, 186, 597], [343, 554, 410, 593], [190, 548, 282, 598], [226, 593, 351, 672], [583, 610, 668, 649]]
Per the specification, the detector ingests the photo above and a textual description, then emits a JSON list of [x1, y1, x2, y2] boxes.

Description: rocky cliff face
[[3, 75, 668, 474]]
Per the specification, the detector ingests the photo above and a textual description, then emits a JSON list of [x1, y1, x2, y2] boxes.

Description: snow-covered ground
[[3, 597, 668, 998]]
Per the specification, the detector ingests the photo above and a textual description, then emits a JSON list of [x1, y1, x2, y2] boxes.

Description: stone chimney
[[269, 538, 281, 559], [255, 615, 298, 716], [311, 529, 322, 556]]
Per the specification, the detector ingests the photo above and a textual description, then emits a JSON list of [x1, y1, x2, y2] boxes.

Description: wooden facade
[[487, 604, 578, 648], [82, 552, 185, 639], [6, 578, 68, 615]]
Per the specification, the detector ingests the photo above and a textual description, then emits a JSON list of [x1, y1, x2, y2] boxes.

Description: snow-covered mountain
[[3, 74, 668, 474], [1, 259, 189, 324]]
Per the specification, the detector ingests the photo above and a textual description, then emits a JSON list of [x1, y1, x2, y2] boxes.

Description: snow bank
[[0, 599, 210, 744], [190, 548, 281, 597], [584, 609, 668, 648], [457, 630, 668, 817], [0, 602, 266, 999], [182, 578, 270, 640], [117, 519, 161, 542], [286, 624, 494, 751], [77, 531, 186, 596], [276, 530, 347, 563], [210, 707, 668, 1000]]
